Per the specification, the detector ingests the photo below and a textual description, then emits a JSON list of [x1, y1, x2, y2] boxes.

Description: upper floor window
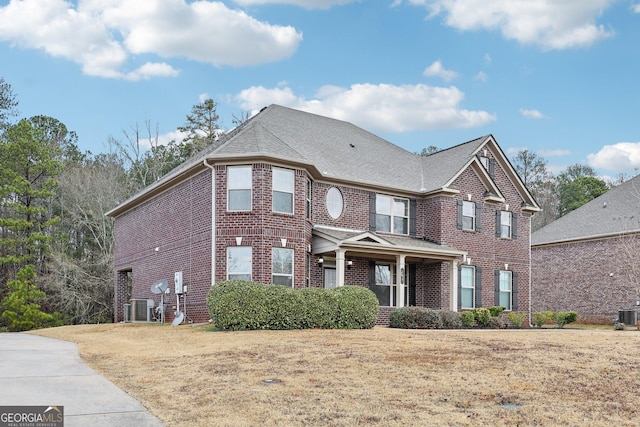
[[227, 166, 252, 211], [462, 201, 476, 231], [457, 200, 481, 232], [272, 247, 293, 287], [376, 194, 408, 234], [273, 168, 294, 214], [227, 246, 252, 281], [326, 187, 344, 219], [499, 211, 512, 238]]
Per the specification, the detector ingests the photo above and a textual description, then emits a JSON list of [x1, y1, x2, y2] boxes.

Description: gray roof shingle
[[531, 174, 640, 246]]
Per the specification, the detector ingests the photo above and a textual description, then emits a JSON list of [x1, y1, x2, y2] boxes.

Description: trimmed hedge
[[207, 280, 379, 331]]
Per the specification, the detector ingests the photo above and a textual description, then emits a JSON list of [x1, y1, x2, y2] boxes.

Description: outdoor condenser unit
[[618, 309, 637, 326], [130, 299, 153, 321]]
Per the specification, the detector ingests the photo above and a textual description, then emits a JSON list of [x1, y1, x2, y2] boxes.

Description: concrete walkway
[[0, 333, 163, 427]]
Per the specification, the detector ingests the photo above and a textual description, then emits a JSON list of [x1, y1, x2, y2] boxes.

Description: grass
[[30, 323, 640, 426]]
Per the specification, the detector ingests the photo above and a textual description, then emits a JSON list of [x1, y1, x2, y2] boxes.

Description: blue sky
[[1, 0, 639, 180]]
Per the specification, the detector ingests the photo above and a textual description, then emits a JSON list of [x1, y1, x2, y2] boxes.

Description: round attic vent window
[[326, 187, 344, 219]]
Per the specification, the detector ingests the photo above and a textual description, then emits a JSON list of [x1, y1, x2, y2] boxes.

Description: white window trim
[[460, 265, 475, 309], [376, 194, 409, 235], [226, 246, 252, 281], [272, 167, 294, 214], [227, 165, 252, 212], [499, 270, 513, 311], [272, 247, 294, 287], [500, 210, 512, 239], [462, 200, 476, 231]]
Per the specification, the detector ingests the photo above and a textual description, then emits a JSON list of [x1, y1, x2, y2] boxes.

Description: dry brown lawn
[[30, 323, 640, 426]]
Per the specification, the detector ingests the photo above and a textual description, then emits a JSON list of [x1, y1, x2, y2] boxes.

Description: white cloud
[[235, 83, 495, 133], [0, 0, 302, 79], [587, 142, 640, 172], [414, 0, 615, 50], [125, 62, 180, 81], [519, 108, 545, 119], [539, 149, 571, 157], [633, 3, 640, 13], [233, 0, 359, 8], [423, 60, 459, 82], [474, 71, 488, 82]]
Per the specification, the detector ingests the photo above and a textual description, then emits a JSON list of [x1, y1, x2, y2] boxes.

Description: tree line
[[0, 78, 230, 330], [0, 75, 618, 330]]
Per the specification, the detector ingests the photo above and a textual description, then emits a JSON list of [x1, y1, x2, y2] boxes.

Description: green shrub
[[388, 307, 442, 329], [506, 311, 527, 328], [489, 306, 505, 317], [532, 311, 554, 328], [440, 310, 462, 329], [330, 286, 379, 329], [473, 308, 492, 327], [208, 282, 378, 330], [300, 287, 338, 329], [460, 311, 476, 327], [207, 280, 271, 330], [553, 311, 578, 328]]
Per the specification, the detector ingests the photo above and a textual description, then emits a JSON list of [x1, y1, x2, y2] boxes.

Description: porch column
[[336, 249, 346, 287], [396, 254, 406, 308], [450, 260, 459, 311]]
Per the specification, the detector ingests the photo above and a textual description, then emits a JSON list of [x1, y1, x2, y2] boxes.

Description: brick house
[[531, 174, 640, 323], [107, 105, 539, 325]]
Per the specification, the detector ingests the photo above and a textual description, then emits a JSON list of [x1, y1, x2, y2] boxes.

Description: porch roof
[[312, 225, 466, 261]]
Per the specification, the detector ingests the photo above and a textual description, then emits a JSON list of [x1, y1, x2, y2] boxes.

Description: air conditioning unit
[[130, 299, 154, 321]]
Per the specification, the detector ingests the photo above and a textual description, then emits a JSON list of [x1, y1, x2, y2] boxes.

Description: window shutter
[[489, 158, 496, 178], [457, 265, 462, 310], [456, 200, 463, 230], [495, 211, 501, 237], [512, 213, 518, 239], [494, 270, 500, 306], [368, 261, 376, 289], [410, 199, 417, 237], [512, 272, 519, 310], [369, 192, 376, 232], [475, 266, 482, 308], [409, 264, 417, 306], [475, 202, 482, 231]]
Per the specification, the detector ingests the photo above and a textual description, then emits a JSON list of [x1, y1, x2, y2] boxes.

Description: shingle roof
[[107, 104, 523, 217], [531, 174, 640, 246]]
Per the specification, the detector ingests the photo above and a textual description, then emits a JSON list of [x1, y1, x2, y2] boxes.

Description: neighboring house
[[531, 174, 640, 323], [106, 105, 539, 325]]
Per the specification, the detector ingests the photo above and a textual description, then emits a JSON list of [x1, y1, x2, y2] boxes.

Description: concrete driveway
[[0, 333, 163, 427]]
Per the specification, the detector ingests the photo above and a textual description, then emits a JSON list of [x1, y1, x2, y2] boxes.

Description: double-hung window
[[227, 246, 252, 281], [272, 247, 293, 287], [375, 194, 408, 234], [498, 270, 512, 310], [462, 201, 476, 231], [227, 166, 252, 211], [499, 211, 512, 238], [273, 168, 294, 214], [460, 266, 475, 309]]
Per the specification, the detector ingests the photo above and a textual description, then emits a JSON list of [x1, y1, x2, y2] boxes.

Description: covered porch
[[312, 226, 467, 312]]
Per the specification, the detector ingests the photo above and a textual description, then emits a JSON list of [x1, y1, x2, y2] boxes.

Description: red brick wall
[[113, 170, 212, 323], [532, 236, 640, 323], [113, 148, 532, 325]]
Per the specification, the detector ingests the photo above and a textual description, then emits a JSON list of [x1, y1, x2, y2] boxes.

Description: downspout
[[203, 159, 216, 287], [528, 214, 532, 327]]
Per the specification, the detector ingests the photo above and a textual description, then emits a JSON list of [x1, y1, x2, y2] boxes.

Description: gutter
[[203, 159, 216, 287]]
